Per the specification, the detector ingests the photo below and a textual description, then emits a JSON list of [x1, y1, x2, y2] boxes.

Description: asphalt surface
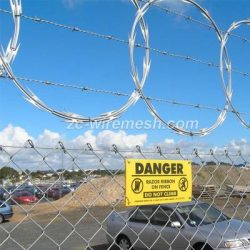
[[1, 198, 250, 250], [0, 207, 119, 250]]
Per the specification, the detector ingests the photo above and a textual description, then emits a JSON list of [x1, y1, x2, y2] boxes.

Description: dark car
[[5, 186, 16, 194], [11, 190, 38, 205], [47, 186, 71, 200], [0, 186, 17, 203], [17, 185, 36, 195], [35, 185, 49, 199], [0, 200, 13, 223], [17, 185, 46, 200], [0, 188, 7, 200]]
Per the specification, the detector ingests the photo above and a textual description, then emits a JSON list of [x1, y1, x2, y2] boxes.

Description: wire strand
[[139, 0, 250, 44], [0, 6, 250, 78], [1, 74, 250, 117]]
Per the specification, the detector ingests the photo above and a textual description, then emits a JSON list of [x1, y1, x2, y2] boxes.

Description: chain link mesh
[[0, 141, 250, 250]]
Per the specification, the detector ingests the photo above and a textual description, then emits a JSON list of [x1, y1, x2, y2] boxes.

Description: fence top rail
[[0, 140, 250, 158]]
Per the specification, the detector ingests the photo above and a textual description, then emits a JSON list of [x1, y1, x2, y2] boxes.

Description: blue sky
[[0, 0, 250, 149]]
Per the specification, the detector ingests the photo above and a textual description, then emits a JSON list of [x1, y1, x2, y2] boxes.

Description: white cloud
[[151, 137, 250, 159], [213, 138, 250, 155], [0, 124, 32, 146], [71, 130, 148, 150], [0, 125, 148, 170], [0, 124, 250, 170], [165, 138, 175, 144], [153, 138, 209, 153], [36, 130, 62, 147], [0, 125, 147, 150], [96, 130, 147, 150], [72, 130, 97, 148]]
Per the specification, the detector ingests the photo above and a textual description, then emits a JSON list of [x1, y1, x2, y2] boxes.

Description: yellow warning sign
[[125, 159, 192, 207]]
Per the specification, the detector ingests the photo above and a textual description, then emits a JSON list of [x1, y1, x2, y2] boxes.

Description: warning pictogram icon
[[131, 178, 143, 194], [179, 177, 188, 192]]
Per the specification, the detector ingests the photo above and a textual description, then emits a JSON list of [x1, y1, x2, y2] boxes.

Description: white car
[[106, 201, 250, 250]]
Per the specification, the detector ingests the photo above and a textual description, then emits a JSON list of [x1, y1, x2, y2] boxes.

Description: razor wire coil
[[0, 0, 149, 124], [0, 0, 21, 72], [220, 19, 250, 129], [1, 0, 250, 136], [129, 0, 231, 137]]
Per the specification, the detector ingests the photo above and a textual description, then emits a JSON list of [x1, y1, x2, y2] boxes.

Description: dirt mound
[[192, 164, 250, 187], [55, 175, 125, 208], [11, 165, 250, 222]]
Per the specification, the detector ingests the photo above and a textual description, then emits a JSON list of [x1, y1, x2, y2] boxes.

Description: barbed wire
[[138, 0, 250, 44], [0, 6, 250, 78], [1, 74, 250, 117]]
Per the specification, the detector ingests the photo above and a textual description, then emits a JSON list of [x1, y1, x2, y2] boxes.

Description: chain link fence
[[0, 140, 250, 250]]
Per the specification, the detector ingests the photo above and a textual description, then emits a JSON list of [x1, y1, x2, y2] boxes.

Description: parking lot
[[0, 197, 250, 250], [0, 207, 114, 250]]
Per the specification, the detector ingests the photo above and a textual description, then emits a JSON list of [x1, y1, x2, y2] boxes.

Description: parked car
[[0, 187, 8, 200], [47, 186, 71, 200], [5, 186, 16, 194], [20, 185, 50, 200], [21, 186, 36, 195], [11, 190, 38, 205], [0, 186, 17, 203], [17, 184, 39, 195], [69, 183, 80, 192], [35, 185, 49, 199], [0, 200, 13, 223], [107, 201, 250, 250]]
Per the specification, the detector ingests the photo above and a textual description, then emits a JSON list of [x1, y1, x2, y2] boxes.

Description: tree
[[62, 171, 87, 181], [31, 171, 43, 179], [0, 166, 19, 183]]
